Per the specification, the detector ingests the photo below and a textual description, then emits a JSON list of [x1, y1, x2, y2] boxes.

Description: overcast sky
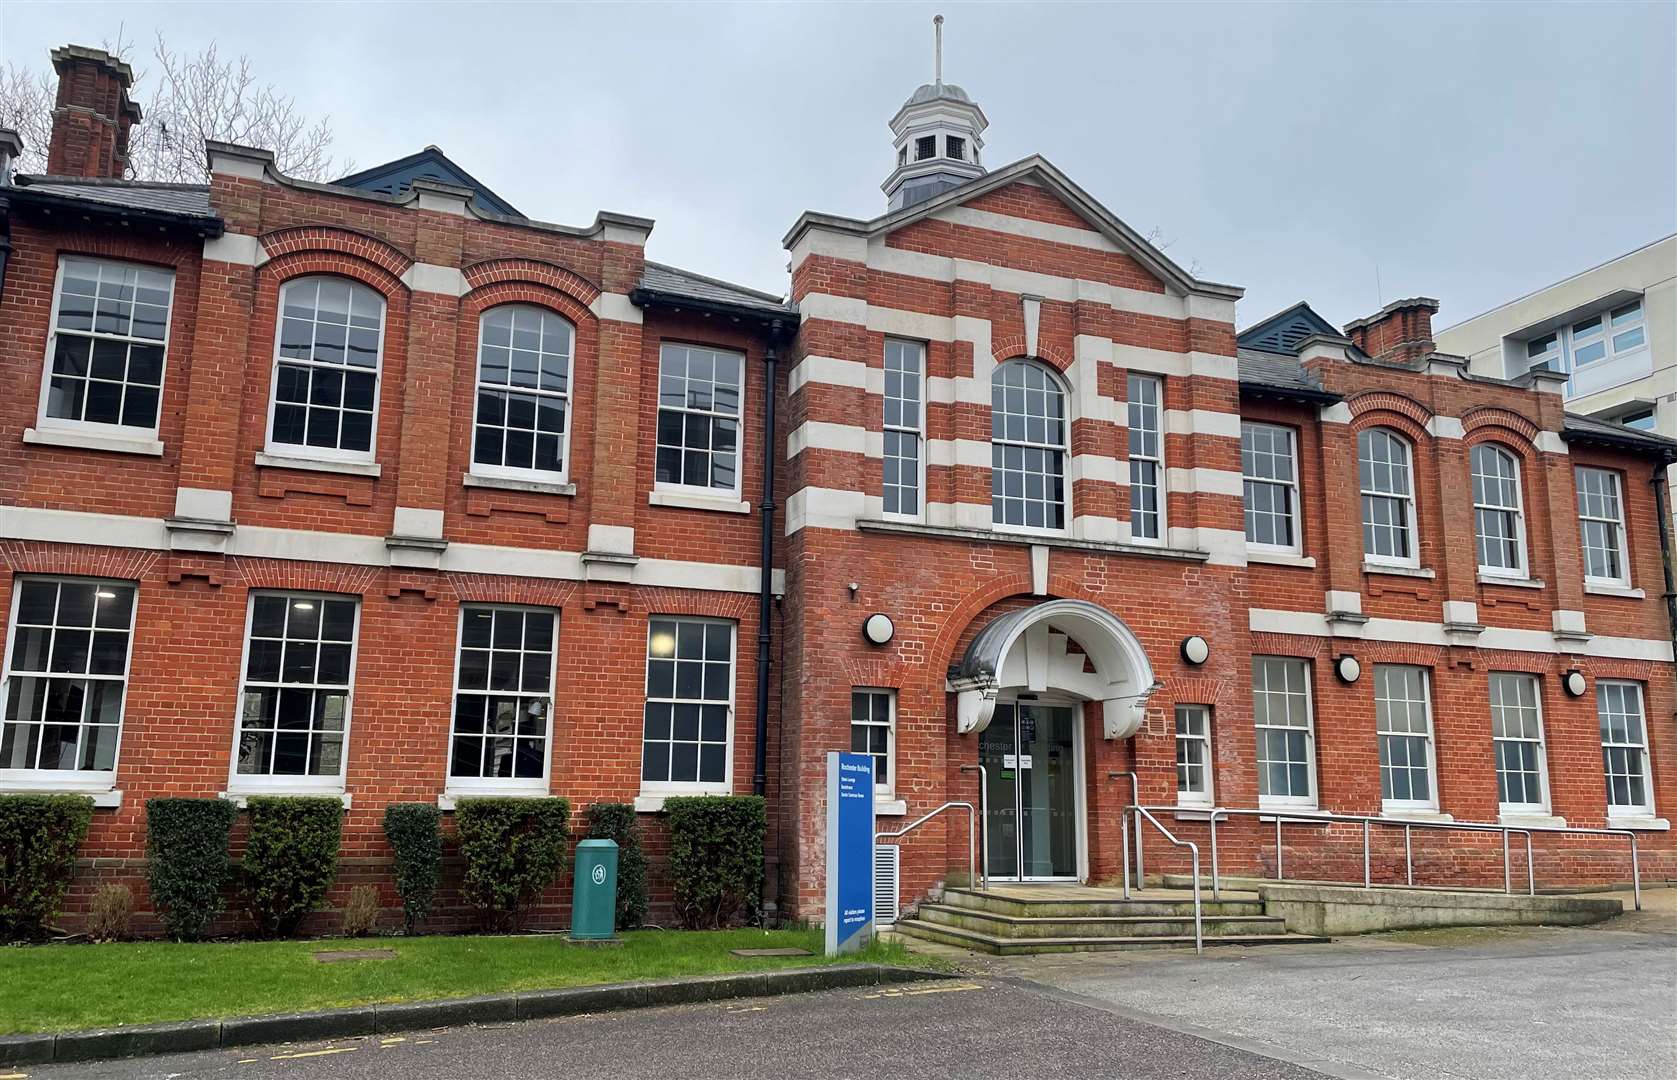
[[4, 1, 1673, 329]]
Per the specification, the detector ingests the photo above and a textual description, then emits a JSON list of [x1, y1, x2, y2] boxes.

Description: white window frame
[[1241, 421, 1301, 554], [1471, 443, 1528, 579], [1253, 657, 1318, 810], [264, 276, 387, 465], [1174, 704, 1214, 808], [1127, 373, 1166, 544], [990, 358, 1071, 536], [1358, 427, 1420, 569], [227, 590, 360, 796], [1489, 672, 1550, 816], [1576, 466, 1631, 587], [36, 256, 177, 439], [882, 339, 925, 522], [639, 616, 736, 799], [468, 305, 574, 485], [851, 688, 897, 796], [0, 575, 139, 793], [1374, 664, 1439, 813], [445, 604, 558, 798], [1598, 680, 1655, 819], [1523, 300, 1648, 391], [654, 343, 746, 501]]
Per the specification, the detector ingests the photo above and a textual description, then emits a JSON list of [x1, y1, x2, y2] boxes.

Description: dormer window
[[915, 135, 937, 161], [946, 136, 966, 161]]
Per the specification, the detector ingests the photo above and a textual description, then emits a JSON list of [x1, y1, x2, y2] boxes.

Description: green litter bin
[[571, 838, 619, 941]]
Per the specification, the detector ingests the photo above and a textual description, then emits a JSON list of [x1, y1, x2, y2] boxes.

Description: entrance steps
[[894, 886, 1330, 955]]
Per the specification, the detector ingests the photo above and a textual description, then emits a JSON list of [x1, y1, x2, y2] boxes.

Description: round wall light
[[1179, 635, 1210, 666], [863, 613, 895, 646], [1335, 655, 1362, 684], [1563, 669, 1587, 697]]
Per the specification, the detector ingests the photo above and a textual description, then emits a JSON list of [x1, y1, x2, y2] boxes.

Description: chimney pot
[[46, 45, 140, 179]]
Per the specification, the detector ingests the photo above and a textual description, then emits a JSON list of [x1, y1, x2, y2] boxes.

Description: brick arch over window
[[259, 250, 407, 300], [227, 557, 383, 596], [444, 573, 578, 609], [462, 280, 595, 327], [259, 227, 414, 280], [990, 340, 1072, 373], [1462, 406, 1541, 447], [463, 259, 601, 308], [54, 235, 201, 269], [1347, 390, 1433, 436], [1348, 406, 1428, 446], [0, 540, 161, 581]]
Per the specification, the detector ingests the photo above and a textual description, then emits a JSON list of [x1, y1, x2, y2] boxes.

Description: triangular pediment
[[335, 146, 520, 218]]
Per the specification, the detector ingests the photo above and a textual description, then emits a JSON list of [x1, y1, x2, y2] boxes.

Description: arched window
[[1358, 427, 1417, 566], [268, 276, 385, 459], [991, 359, 1067, 531], [471, 305, 574, 480], [1471, 443, 1526, 576]]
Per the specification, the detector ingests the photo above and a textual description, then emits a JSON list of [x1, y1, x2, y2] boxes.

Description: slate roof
[[1561, 412, 1677, 458], [11, 175, 216, 220], [1236, 348, 1336, 400], [638, 261, 795, 319]]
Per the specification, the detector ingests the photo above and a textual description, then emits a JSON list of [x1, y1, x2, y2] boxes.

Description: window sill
[[255, 452, 382, 478], [1171, 805, 1216, 821], [438, 790, 552, 811], [1246, 550, 1315, 569], [0, 784, 123, 808], [1585, 582, 1645, 599], [1479, 574, 1544, 590], [23, 426, 164, 457], [463, 473, 576, 497], [220, 790, 352, 809], [1363, 562, 1434, 579], [648, 489, 751, 515], [1499, 811, 1567, 829], [875, 797, 908, 817], [1256, 804, 1327, 822], [1607, 815, 1669, 832], [1381, 808, 1453, 823]]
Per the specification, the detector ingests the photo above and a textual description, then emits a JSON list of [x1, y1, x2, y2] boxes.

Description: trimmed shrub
[[455, 797, 571, 932], [586, 802, 648, 930], [87, 883, 133, 942], [342, 884, 380, 936], [665, 795, 766, 930], [242, 797, 344, 938], [383, 803, 442, 933], [0, 793, 94, 940], [145, 797, 237, 941]]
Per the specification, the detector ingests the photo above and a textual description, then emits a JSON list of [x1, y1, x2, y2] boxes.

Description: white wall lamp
[[1179, 635, 1210, 666], [863, 613, 895, 646], [1563, 669, 1588, 697], [1335, 654, 1362, 684]]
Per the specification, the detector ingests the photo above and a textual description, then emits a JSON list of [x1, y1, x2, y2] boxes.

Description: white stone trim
[[787, 354, 869, 395], [1246, 551, 1316, 569], [401, 262, 468, 297], [462, 473, 576, 497], [588, 291, 643, 325], [1535, 431, 1569, 455], [1070, 454, 1127, 486], [0, 504, 779, 595], [798, 292, 869, 327], [23, 427, 164, 457], [865, 244, 1189, 319], [202, 231, 264, 267], [1326, 590, 1363, 614], [1071, 514, 1124, 542], [1185, 294, 1238, 324], [1551, 609, 1588, 636], [207, 149, 269, 181], [925, 439, 994, 469], [393, 506, 444, 540], [785, 486, 867, 533], [1249, 607, 1672, 662], [927, 501, 993, 530], [1022, 295, 1041, 356], [254, 451, 382, 478], [1426, 415, 1466, 440], [933, 204, 1118, 253], [786, 421, 869, 458], [586, 524, 635, 555], [174, 487, 232, 522], [787, 228, 869, 271], [1113, 345, 1237, 382], [1164, 467, 1243, 498], [1166, 526, 1247, 567], [1442, 600, 1480, 625], [1585, 582, 1647, 599], [648, 489, 751, 515], [415, 188, 470, 217], [1320, 402, 1353, 425], [1166, 409, 1242, 439]]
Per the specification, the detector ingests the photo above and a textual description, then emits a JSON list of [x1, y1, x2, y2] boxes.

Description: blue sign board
[[824, 751, 875, 955]]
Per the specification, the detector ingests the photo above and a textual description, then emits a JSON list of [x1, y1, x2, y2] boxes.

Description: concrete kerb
[[0, 963, 948, 1067]]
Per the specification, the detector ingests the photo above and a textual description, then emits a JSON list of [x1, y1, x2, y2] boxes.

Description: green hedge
[[665, 795, 765, 930], [0, 794, 94, 940], [145, 797, 237, 941], [586, 802, 648, 930], [455, 797, 571, 931], [383, 803, 442, 933], [241, 797, 343, 937]]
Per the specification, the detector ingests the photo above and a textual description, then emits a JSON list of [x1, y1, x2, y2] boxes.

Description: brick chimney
[[45, 45, 141, 179], [1343, 297, 1440, 366]]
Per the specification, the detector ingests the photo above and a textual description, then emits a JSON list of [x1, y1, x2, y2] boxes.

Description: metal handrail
[[1121, 804, 1203, 955], [875, 801, 979, 905], [1107, 771, 1144, 883], [1135, 804, 1641, 912], [959, 764, 989, 891]]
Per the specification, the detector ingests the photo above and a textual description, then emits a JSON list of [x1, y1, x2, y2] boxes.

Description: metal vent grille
[[874, 844, 900, 925]]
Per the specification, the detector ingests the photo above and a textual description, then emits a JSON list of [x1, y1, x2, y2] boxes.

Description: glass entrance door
[[979, 701, 1079, 880]]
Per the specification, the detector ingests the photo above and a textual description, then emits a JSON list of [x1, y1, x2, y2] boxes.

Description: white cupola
[[883, 15, 988, 211]]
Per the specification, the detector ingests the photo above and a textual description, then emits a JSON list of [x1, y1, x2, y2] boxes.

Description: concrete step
[[895, 918, 1330, 956], [939, 888, 1266, 920], [916, 903, 1291, 939]]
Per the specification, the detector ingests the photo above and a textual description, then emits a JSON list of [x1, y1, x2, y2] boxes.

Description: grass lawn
[[0, 928, 925, 1035]]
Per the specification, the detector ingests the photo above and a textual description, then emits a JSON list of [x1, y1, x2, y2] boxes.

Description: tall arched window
[[1358, 427, 1417, 566], [1471, 443, 1526, 577], [471, 305, 574, 481], [991, 359, 1067, 531], [268, 276, 385, 459]]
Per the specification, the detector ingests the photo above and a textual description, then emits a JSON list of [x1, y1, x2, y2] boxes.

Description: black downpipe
[[1651, 464, 1677, 694], [752, 327, 783, 796]]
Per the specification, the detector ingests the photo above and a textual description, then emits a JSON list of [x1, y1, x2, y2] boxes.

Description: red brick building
[[0, 47, 1671, 932]]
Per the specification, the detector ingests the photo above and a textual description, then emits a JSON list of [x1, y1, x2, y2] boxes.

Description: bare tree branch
[[0, 31, 350, 182]]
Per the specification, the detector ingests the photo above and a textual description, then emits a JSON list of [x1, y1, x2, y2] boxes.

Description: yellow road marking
[[726, 1004, 768, 1013], [865, 981, 985, 999], [270, 1047, 359, 1060], [238, 1059, 260, 1064], [380, 1037, 406, 1046], [1, 1071, 30, 1078], [416, 1039, 435, 1045]]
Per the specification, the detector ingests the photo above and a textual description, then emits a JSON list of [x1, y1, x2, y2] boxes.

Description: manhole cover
[[313, 948, 399, 963]]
